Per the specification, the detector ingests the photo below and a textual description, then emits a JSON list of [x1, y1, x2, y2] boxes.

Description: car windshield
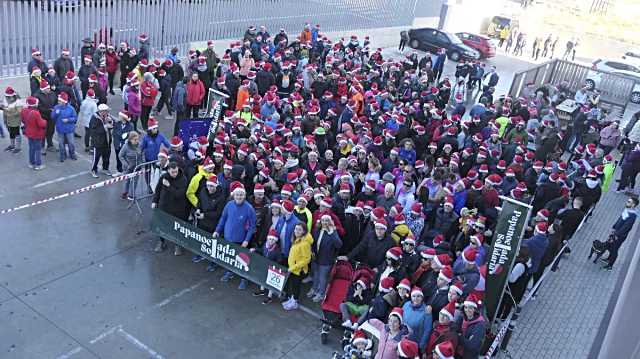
[[447, 33, 462, 44]]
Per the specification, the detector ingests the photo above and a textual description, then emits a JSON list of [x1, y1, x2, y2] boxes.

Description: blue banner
[[178, 118, 213, 148]]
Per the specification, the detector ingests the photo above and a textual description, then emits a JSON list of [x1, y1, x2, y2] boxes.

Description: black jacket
[[153, 170, 189, 220], [347, 232, 395, 269], [196, 187, 226, 233], [255, 70, 275, 96], [88, 115, 112, 148]]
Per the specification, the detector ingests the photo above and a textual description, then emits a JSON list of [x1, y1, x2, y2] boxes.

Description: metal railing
[[509, 59, 636, 113], [125, 159, 158, 214], [484, 205, 595, 357], [1, 0, 419, 77]]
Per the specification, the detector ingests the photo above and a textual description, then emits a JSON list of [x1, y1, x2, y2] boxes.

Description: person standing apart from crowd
[[34, 79, 57, 154], [1, 87, 23, 153], [399, 31, 410, 52], [186, 73, 205, 118], [498, 27, 509, 48], [112, 110, 134, 175], [118, 131, 143, 200], [562, 38, 575, 60], [603, 197, 639, 270], [215, 182, 257, 290], [89, 104, 114, 177], [51, 92, 78, 162], [21, 96, 47, 170]]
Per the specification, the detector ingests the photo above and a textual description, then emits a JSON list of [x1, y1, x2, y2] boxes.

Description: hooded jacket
[[288, 233, 313, 275], [311, 228, 343, 265], [118, 140, 143, 172], [21, 107, 47, 139], [52, 103, 77, 134]]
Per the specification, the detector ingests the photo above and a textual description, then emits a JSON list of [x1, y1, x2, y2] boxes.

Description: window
[[605, 61, 640, 73], [435, 32, 450, 44]]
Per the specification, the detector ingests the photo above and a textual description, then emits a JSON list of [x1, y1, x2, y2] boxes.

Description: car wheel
[[410, 39, 419, 49], [449, 51, 460, 61], [631, 91, 640, 104], [585, 79, 596, 90]]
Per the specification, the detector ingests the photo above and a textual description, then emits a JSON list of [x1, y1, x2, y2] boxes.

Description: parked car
[[591, 58, 640, 74], [486, 16, 518, 38], [455, 32, 496, 58], [407, 28, 480, 62], [585, 69, 640, 104]]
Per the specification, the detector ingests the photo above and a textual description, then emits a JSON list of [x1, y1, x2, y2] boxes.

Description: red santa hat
[[535, 221, 548, 234], [463, 293, 481, 309], [433, 234, 445, 247], [420, 248, 436, 260], [205, 174, 218, 186], [388, 307, 404, 323], [57, 92, 69, 104], [449, 281, 464, 296], [281, 199, 295, 213], [438, 265, 453, 283], [435, 341, 455, 359], [379, 277, 395, 293], [281, 183, 294, 197], [397, 278, 411, 292], [158, 148, 169, 159], [254, 183, 265, 195], [170, 136, 183, 148], [439, 302, 456, 322], [374, 218, 388, 231], [394, 213, 405, 225], [386, 246, 402, 261], [320, 197, 333, 208], [397, 339, 419, 359], [202, 157, 215, 171], [230, 181, 246, 195], [462, 247, 478, 264], [147, 118, 159, 130], [433, 254, 451, 268]]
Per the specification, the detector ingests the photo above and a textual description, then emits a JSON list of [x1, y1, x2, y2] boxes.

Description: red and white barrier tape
[[0, 170, 146, 215]]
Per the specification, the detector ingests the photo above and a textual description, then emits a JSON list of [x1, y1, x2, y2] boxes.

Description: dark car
[[456, 32, 496, 58], [407, 28, 480, 62]]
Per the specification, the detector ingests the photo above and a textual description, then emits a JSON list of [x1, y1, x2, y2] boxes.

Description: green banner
[[150, 210, 289, 294], [485, 196, 531, 323]]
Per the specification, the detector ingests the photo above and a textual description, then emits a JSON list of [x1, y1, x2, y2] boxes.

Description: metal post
[[160, 0, 166, 51]]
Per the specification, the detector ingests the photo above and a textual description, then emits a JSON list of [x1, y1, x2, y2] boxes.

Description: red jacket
[[105, 51, 119, 73], [140, 81, 158, 107], [21, 107, 47, 139], [186, 79, 205, 106]]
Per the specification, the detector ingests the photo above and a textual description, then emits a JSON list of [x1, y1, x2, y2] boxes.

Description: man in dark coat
[[152, 162, 189, 254], [604, 197, 639, 269], [255, 64, 275, 96], [343, 219, 395, 269]]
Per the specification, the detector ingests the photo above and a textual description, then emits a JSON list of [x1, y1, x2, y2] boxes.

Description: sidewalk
[[504, 175, 638, 359]]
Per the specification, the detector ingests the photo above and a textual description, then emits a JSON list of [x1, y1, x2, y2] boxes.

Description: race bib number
[[265, 266, 286, 292]]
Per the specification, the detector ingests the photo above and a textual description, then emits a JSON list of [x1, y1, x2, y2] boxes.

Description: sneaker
[[220, 271, 234, 282], [312, 293, 324, 303], [238, 279, 247, 290], [102, 169, 113, 176], [111, 171, 122, 177], [69, 156, 77, 160], [153, 241, 166, 253], [341, 320, 353, 329], [192, 255, 204, 263], [74, 133, 82, 138], [34, 165, 46, 171], [206, 262, 217, 272], [603, 265, 613, 271], [28, 164, 34, 169], [90, 171, 99, 178], [302, 276, 313, 284], [4, 145, 14, 152], [174, 246, 183, 256], [12, 148, 21, 154], [253, 289, 268, 297], [285, 299, 299, 311], [262, 296, 273, 305], [127, 196, 134, 201], [59, 158, 65, 163], [306, 288, 316, 298], [281, 297, 294, 310]]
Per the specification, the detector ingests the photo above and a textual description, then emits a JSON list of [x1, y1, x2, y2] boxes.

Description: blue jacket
[[52, 104, 78, 134], [398, 148, 416, 165], [260, 103, 277, 119], [215, 200, 257, 244], [402, 301, 432, 350], [171, 82, 187, 113], [275, 214, 301, 256], [613, 211, 637, 241], [453, 189, 468, 215], [141, 133, 170, 161], [112, 121, 134, 149], [311, 229, 343, 265], [523, 234, 549, 273]]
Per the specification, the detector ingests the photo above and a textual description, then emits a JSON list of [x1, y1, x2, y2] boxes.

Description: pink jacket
[[599, 124, 622, 148], [369, 319, 411, 359], [127, 88, 141, 116]]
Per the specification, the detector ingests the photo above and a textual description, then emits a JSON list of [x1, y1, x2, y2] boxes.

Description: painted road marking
[[118, 328, 165, 359], [32, 171, 89, 188]]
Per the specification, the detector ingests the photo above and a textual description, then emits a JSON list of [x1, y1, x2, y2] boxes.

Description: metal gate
[[0, 0, 419, 77], [509, 59, 637, 112]]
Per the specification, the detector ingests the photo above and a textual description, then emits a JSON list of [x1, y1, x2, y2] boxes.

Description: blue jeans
[[311, 262, 332, 296], [57, 132, 75, 161], [28, 138, 42, 166]]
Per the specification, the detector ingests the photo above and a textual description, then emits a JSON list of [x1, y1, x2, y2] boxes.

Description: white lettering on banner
[[489, 210, 522, 274]]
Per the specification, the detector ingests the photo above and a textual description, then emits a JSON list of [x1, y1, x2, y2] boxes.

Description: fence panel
[[1, 0, 418, 77]]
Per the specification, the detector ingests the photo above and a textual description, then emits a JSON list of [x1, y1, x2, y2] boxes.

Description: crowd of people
[[2, 21, 639, 359], [498, 27, 579, 62]]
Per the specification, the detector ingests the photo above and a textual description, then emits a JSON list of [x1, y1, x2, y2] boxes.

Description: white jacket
[[78, 98, 97, 128]]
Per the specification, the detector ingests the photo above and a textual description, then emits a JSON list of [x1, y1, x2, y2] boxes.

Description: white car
[[585, 69, 640, 104]]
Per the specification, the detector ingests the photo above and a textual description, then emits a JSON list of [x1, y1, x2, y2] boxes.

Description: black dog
[[588, 235, 615, 263]]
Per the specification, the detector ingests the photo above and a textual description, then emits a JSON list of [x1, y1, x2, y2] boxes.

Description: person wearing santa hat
[[252, 228, 284, 304], [185, 73, 205, 118], [422, 195, 459, 245], [51, 92, 78, 162], [88, 103, 114, 177], [392, 286, 427, 355], [425, 265, 454, 317], [111, 110, 134, 175], [1, 87, 23, 153], [522, 221, 549, 277], [341, 328, 373, 358], [215, 181, 257, 289], [21, 96, 47, 169], [307, 214, 342, 302], [430, 339, 456, 359], [282, 223, 313, 310], [151, 162, 189, 255], [366, 307, 410, 359], [339, 276, 373, 329], [34, 79, 58, 153], [275, 199, 302, 257], [357, 276, 397, 326], [339, 217, 395, 270], [397, 338, 420, 359], [457, 294, 486, 359], [453, 247, 480, 298]]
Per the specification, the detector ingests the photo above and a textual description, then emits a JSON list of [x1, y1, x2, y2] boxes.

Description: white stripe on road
[[89, 324, 123, 344], [32, 171, 89, 188], [117, 328, 165, 359], [55, 346, 83, 359], [298, 303, 322, 320], [136, 278, 209, 319]]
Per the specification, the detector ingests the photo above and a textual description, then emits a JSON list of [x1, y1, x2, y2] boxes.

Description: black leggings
[[285, 273, 303, 300], [108, 71, 116, 92]]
